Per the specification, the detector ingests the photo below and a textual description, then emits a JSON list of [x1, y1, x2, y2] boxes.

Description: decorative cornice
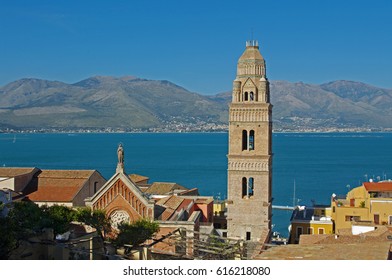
[[228, 159, 270, 172], [229, 107, 270, 122]]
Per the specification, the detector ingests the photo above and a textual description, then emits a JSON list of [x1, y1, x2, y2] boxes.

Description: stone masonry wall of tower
[[227, 40, 273, 243]]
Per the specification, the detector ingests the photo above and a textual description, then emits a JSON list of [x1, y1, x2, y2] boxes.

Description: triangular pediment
[[88, 171, 154, 220], [243, 77, 257, 89], [90, 172, 148, 204]]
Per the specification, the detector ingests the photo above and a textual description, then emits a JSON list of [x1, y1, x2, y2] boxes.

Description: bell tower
[[227, 40, 272, 242]]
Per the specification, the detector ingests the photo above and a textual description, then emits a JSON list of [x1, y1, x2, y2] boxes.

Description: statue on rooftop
[[117, 143, 124, 165]]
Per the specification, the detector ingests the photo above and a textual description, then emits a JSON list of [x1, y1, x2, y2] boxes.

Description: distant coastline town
[[2, 124, 392, 134]]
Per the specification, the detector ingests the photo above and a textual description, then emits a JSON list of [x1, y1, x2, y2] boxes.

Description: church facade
[[85, 145, 214, 256], [227, 40, 273, 242]]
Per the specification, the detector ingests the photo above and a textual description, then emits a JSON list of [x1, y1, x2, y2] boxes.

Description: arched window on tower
[[248, 177, 254, 197], [242, 130, 248, 151], [242, 177, 247, 197], [250, 91, 254, 101], [249, 130, 255, 150], [244, 92, 249, 101]]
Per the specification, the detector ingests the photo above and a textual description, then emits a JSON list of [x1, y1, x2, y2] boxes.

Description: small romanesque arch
[[242, 130, 248, 151], [242, 177, 247, 197], [249, 130, 255, 150], [248, 177, 254, 197]]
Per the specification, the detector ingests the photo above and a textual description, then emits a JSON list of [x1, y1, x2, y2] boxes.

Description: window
[[244, 92, 249, 101], [246, 231, 251, 240], [296, 227, 303, 239], [94, 182, 98, 193], [374, 214, 380, 225], [389, 216, 392, 225], [318, 228, 325, 234], [250, 91, 254, 101], [249, 130, 255, 150], [248, 177, 254, 197], [242, 177, 247, 197], [345, 215, 360, 222], [242, 130, 248, 151]]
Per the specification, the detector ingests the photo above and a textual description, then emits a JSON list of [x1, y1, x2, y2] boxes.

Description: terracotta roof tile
[[23, 170, 95, 203], [144, 182, 188, 195], [26, 185, 82, 202], [155, 196, 194, 221], [37, 170, 95, 179], [299, 234, 330, 245], [160, 208, 176, 221], [256, 242, 391, 260], [129, 174, 149, 183], [177, 188, 199, 196], [156, 196, 171, 207], [0, 167, 37, 177], [364, 181, 392, 192], [162, 196, 185, 210]]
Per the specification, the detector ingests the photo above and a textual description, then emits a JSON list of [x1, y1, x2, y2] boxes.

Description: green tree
[[7, 201, 45, 239], [0, 201, 44, 259], [41, 204, 76, 235], [0, 215, 17, 259], [114, 219, 159, 249], [74, 207, 111, 239]]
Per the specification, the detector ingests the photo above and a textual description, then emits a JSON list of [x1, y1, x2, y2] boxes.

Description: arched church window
[[242, 130, 248, 151], [244, 92, 248, 101], [248, 177, 254, 197], [242, 177, 247, 197], [250, 91, 254, 101], [249, 130, 255, 150]]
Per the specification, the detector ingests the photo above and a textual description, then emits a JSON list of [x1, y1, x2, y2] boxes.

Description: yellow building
[[289, 205, 333, 244], [213, 200, 227, 231], [331, 181, 392, 233]]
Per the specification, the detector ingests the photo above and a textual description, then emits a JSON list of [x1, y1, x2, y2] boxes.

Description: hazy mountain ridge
[[0, 76, 227, 131], [1, 76, 392, 131]]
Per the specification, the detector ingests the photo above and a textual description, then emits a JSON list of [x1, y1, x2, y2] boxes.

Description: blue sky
[[1, 0, 391, 94]]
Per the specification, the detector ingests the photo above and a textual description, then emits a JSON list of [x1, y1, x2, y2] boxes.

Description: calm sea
[[1, 132, 392, 236]]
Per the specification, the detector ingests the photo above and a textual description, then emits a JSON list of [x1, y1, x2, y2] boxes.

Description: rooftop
[[256, 242, 391, 260], [128, 174, 149, 184], [364, 181, 392, 192], [144, 182, 188, 195], [23, 170, 96, 202], [0, 167, 38, 177], [257, 226, 392, 260]]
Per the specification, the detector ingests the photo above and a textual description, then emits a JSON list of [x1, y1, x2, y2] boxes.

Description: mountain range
[[1, 76, 392, 132]]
